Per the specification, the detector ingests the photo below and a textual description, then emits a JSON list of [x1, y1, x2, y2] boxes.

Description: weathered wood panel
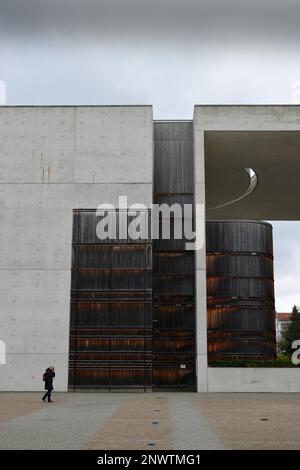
[[69, 209, 152, 390], [207, 221, 276, 360], [153, 121, 196, 390]]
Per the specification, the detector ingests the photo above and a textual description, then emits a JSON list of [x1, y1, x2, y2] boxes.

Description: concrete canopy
[[205, 130, 300, 220], [196, 106, 300, 221]]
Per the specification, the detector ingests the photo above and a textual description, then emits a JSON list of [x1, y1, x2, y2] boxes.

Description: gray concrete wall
[[208, 368, 300, 392], [0, 106, 153, 391], [194, 105, 300, 130]]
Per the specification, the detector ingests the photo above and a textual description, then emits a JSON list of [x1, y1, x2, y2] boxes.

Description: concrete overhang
[[194, 106, 300, 220]]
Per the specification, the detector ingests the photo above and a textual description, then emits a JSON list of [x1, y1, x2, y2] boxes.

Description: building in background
[[276, 312, 293, 339]]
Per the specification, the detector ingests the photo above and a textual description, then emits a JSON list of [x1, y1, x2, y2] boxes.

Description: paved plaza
[[0, 392, 299, 450]]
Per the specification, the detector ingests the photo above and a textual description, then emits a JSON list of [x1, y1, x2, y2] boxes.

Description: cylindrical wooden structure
[[206, 221, 276, 360]]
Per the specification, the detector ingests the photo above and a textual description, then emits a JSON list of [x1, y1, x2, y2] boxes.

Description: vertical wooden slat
[[69, 210, 152, 390], [153, 121, 196, 390]]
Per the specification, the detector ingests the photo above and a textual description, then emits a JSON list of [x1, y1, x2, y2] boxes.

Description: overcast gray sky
[[0, 0, 299, 311]]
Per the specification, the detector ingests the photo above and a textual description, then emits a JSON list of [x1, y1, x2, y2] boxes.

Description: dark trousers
[[42, 389, 52, 402]]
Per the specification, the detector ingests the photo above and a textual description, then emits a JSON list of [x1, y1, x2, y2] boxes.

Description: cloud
[[1, 43, 300, 118], [0, 0, 300, 50]]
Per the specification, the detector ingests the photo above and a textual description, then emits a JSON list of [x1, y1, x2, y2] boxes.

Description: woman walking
[[42, 366, 55, 403]]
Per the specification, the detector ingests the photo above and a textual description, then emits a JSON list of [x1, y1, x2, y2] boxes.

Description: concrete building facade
[[0, 105, 299, 392], [0, 106, 153, 391]]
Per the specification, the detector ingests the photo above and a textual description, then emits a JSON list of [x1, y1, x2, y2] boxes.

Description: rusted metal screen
[[69, 210, 152, 390], [153, 121, 196, 390], [207, 221, 276, 360]]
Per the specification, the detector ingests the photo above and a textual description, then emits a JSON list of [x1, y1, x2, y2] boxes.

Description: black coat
[[43, 369, 55, 390]]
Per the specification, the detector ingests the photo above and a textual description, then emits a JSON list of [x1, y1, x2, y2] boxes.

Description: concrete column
[[193, 123, 208, 392]]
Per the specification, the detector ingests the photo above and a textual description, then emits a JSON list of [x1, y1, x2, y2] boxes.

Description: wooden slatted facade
[[207, 221, 276, 360], [69, 210, 152, 390], [153, 121, 196, 390], [69, 121, 197, 391]]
